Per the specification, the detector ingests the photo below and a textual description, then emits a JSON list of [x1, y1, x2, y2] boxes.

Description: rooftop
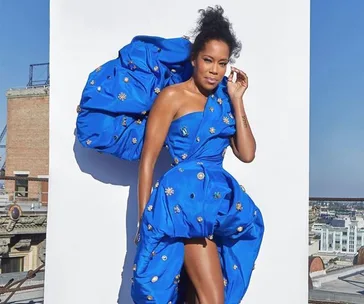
[[0, 270, 44, 304], [6, 86, 49, 98], [310, 265, 364, 304]]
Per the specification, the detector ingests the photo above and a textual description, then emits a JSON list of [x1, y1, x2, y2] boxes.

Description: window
[[15, 174, 28, 197], [1, 257, 24, 273]]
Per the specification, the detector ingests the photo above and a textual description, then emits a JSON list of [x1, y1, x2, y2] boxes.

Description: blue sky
[[0, 0, 363, 197], [310, 0, 364, 197], [0, 0, 49, 166]]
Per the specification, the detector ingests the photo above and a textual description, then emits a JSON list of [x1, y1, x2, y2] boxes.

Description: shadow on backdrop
[[73, 135, 171, 304]]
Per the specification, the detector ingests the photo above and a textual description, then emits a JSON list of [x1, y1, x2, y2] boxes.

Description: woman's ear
[[190, 54, 196, 67]]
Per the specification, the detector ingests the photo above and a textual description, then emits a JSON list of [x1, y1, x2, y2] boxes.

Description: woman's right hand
[[134, 217, 142, 245], [134, 225, 141, 245]]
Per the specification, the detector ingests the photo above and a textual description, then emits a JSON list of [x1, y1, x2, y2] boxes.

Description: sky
[[310, 0, 364, 197], [0, 0, 363, 197], [0, 0, 50, 166]]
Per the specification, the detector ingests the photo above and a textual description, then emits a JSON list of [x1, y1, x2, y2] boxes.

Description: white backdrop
[[46, 0, 310, 303]]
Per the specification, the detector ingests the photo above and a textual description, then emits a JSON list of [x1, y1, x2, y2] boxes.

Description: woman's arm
[[229, 102, 256, 162], [137, 87, 179, 221], [227, 66, 256, 163]]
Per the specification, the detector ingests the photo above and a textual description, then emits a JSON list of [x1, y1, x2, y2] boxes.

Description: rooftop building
[[0, 74, 49, 302]]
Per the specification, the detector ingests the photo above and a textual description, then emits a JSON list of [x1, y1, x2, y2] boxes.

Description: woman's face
[[192, 39, 230, 92]]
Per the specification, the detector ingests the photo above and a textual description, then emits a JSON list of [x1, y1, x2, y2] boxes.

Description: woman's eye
[[204, 58, 212, 62]]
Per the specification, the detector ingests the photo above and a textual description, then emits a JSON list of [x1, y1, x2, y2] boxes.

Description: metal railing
[[0, 264, 44, 303], [0, 190, 48, 206], [0, 176, 49, 206]]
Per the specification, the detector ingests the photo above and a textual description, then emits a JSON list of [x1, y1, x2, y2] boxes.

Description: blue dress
[[76, 35, 264, 304]]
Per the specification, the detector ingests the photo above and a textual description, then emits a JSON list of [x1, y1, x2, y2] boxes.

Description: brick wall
[[356, 246, 364, 265], [309, 256, 325, 273], [5, 87, 49, 200]]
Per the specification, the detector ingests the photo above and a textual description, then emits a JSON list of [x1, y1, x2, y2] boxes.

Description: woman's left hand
[[227, 66, 248, 103]]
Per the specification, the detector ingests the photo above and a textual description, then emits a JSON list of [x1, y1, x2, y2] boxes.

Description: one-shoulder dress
[[76, 35, 264, 304]]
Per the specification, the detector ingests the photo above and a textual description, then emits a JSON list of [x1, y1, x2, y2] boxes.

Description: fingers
[[232, 67, 247, 78], [229, 66, 248, 82], [227, 68, 234, 82]]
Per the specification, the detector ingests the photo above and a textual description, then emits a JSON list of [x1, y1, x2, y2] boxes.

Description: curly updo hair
[[191, 5, 242, 63]]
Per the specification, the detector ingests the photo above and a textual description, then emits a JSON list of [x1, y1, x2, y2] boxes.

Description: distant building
[[0, 86, 49, 277], [318, 216, 364, 254], [4, 87, 49, 203]]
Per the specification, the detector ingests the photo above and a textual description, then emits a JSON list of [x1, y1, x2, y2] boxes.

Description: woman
[[76, 5, 264, 304], [131, 6, 264, 304]]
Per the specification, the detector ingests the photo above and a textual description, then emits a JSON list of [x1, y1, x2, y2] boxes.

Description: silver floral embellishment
[[236, 202, 243, 211], [118, 92, 127, 101], [223, 116, 230, 124], [209, 127, 216, 134], [165, 187, 174, 196], [174, 205, 181, 213]]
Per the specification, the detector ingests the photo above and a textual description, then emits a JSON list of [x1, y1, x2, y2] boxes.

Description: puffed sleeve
[[76, 35, 193, 160]]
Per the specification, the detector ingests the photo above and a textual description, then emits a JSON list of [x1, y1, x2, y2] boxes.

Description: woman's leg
[[185, 271, 199, 304], [183, 238, 224, 304]]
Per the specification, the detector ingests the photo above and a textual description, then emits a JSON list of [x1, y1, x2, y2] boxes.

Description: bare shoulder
[[153, 83, 186, 110], [160, 82, 186, 98]]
